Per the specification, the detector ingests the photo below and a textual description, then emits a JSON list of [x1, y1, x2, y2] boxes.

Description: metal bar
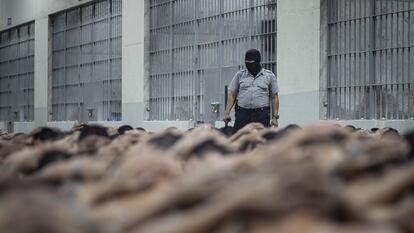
[[107, 0, 111, 120], [328, 8, 414, 26], [194, 0, 201, 121], [368, 0, 376, 119], [218, 0, 224, 120], [384, 2, 389, 119], [409, 9, 412, 118], [78, 7, 83, 121], [249, 0, 254, 48], [169, 0, 174, 120], [63, 11, 68, 121]]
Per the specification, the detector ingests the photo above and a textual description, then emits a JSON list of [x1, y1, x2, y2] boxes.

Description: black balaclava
[[245, 49, 262, 77]]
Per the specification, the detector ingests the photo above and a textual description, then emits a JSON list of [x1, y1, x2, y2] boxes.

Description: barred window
[[327, 0, 414, 120], [0, 22, 35, 122], [51, 0, 122, 122]]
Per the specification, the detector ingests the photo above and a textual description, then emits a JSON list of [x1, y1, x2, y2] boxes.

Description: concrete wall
[[122, 0, 145, 128], [14, 122, 36, 133], [143, 121, 192, 133], [277, 0, 321, 127], [34, 17, 49, 127], [0, 122, 6, 132], [46, 121, 77, 131], [39, 121, 192, 133]]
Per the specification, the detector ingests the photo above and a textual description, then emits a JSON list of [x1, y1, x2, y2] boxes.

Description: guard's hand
[[223, 112, 231, 123], [271, 118, 279, 128]]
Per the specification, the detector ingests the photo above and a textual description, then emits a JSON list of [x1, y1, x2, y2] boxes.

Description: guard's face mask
[[245, 61, 262, 76], [245, 49, 262, 76]]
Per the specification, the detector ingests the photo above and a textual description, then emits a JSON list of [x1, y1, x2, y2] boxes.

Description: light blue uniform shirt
[[228, 69, 279, 109]]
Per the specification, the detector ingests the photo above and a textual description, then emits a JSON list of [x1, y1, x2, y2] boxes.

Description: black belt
[[237, 106, 270, 112]]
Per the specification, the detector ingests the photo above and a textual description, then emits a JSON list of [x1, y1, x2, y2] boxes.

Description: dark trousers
[[234, 106, 270, 132]]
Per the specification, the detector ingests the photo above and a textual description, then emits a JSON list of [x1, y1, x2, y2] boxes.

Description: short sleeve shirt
[[228, 69, 279, 109]]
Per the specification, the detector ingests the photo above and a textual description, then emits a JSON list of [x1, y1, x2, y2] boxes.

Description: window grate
[[50, 0, 122, 122], [0, 22, 35, 122], [327, 0, 414, 120]]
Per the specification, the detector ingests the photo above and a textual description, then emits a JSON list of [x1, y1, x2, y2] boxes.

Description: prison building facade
[[0, 0, 413, 133]]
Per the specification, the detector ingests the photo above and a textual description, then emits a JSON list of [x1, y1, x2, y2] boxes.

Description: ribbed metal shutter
[[327, 0, 414, 120], [51, 0, 122, 122], [0, 22, 35, 122]]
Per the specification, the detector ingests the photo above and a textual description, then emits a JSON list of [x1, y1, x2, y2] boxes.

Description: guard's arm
[[270, 93, 279, 127], [269, 73, 279, 125], [224, 91, 237, 121], [224, 72, 241, 122], [271, 93, 279, 117]]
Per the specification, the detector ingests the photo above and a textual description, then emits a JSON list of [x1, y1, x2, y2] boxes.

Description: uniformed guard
[[223, 49, 279, 131]]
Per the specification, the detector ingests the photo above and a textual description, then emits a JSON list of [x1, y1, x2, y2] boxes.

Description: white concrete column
[[122, 0, 145, 127], [277, 0, 321, 126], [34, 17, 49, 127]]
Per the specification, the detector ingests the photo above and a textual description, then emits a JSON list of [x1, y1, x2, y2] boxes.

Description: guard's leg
[[234, 108, 250, 132], [254, 108, 271, 127]]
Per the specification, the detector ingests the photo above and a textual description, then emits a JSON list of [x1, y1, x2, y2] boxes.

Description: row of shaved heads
[[0, 122, 413, 233]]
